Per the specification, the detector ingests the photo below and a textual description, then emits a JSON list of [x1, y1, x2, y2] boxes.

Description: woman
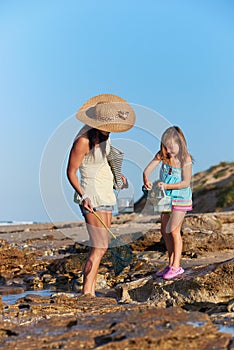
[[67, 94, 135, 296]]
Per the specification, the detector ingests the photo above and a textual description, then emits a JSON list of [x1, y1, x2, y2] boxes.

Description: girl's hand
[[157, 182, 166, 190]]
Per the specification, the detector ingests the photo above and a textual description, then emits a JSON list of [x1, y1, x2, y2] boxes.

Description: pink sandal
[[163, 266, 184, 280], [155, 265, 170, 277]]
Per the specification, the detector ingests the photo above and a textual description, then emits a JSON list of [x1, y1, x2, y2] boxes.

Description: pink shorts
[[172, 199, 192, 212]]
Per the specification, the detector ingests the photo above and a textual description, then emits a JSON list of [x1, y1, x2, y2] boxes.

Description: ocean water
[[0, 221, 35, 226], [188, 321, 234, 337]]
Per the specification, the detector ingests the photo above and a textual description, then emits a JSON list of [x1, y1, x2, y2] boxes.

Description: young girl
[[143, 126, 193, 280]]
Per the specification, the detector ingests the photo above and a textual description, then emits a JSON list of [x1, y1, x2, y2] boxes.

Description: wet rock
[[41, 273, 56, 285], [0, 286, 25, 297], [213, 211, 234, 224], [0, 302, 232, 349], [116, 276, 154, 303], [182, 229, 234, 255], [115, 258, 234, 312], [0, 296, 4, 310], [0, 212, 234, 349], [47, 254, 85, 275], [130, 229, 162, 252], [227, 299, 234, 312], [151, 258, 234, 310], [184, 213, 222, 231], [127, 213, 234, 259], [95, 273, 109, 290]]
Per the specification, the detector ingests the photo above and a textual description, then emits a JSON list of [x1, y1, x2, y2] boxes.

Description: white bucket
[[153, 189, 172, 213], [117, 185, 134, 213]]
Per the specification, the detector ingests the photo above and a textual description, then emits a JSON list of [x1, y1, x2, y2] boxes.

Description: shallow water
[[2, 289, 53, 305], [187, 320, 234, 337], [218, 324, 234, 337], [187, 321, 205, 327]]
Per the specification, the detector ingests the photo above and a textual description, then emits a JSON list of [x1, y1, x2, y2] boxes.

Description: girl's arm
[[67, 137, 93, 211], [159, 156, 192, 190], [143, 153, 161, 190]]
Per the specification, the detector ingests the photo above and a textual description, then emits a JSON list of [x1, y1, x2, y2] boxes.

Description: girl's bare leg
[[161, 213, 174, 266], [165, 211, 185, 268], [82, 211, 112, 296]]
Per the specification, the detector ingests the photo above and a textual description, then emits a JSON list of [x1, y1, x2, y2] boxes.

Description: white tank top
[[78, 133, 116, 207]]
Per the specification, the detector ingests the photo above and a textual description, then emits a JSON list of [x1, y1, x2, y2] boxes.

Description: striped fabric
[[107, 145, 124, 190], [172, 199, 192, 211]]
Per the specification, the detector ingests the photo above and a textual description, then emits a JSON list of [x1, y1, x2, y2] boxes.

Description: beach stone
[[47, 254, 85, 275], [95, 273, 109, 290], [182, 229, 234, 255], [183, 213, 222, 231], [0, 303, 232, 349], [0, 212, 234, 348], [116, 276, 154, 303], [227, 299, 234, 312], [0, 296, 4, 310], [213, 211, 234, 224], [0, 286, 25, 297], [115, 258, 234, 310], [151, 258, 234, 309]]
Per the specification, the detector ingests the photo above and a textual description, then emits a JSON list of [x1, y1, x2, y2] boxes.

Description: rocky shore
[[0, 211, 233, 349]]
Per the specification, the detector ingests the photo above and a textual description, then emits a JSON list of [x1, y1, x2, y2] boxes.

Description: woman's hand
[[82, 197, 93, 212], [121, 174, 129, 188]]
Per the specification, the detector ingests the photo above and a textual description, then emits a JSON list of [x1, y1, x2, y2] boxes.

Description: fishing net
[[110, 237, 133, 276], [92, 210, 132, 276]]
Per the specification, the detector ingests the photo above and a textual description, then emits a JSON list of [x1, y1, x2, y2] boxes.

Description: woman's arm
[[143, 154, 161, 190], [67, 137, 93, 211]]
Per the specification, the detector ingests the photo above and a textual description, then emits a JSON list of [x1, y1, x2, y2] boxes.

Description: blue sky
[[1, 0, 234, 223]]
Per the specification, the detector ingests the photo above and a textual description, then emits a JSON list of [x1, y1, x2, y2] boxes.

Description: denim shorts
[[79, 205, 114, 216]]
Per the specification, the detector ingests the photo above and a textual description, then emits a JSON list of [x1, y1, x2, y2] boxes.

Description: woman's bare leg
[[82, 210, 112, 296]]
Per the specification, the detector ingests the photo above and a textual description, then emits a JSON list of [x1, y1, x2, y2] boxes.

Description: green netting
[[110, 237, 132, 275]]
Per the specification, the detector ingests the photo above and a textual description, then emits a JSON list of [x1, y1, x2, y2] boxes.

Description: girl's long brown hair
[[158, 126, 192, 166]]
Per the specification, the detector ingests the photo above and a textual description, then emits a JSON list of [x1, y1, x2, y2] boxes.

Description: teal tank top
[[159, 162, 192, 201]]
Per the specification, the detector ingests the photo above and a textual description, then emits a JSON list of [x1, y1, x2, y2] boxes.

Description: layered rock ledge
[[0, 211, 233, 349]]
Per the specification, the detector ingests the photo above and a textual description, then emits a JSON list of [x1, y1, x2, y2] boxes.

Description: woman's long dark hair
[[87, 128, 109, 157]]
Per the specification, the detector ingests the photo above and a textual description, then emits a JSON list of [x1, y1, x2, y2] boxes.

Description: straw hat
[[76, 94, 136, 132]]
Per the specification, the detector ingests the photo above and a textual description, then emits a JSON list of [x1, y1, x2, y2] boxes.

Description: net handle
[[162, 188, 167, 197], [91, 210, 117, 239], [158, 184, 167, 198]]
